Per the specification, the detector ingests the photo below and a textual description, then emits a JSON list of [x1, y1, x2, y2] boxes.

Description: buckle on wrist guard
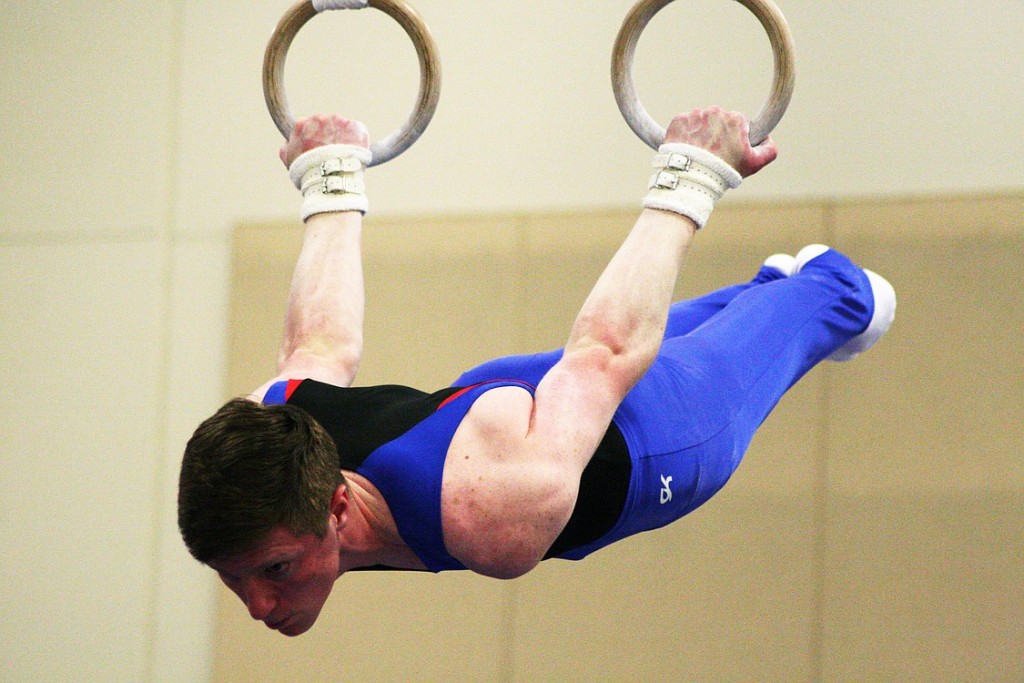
[[653, 152, 693, 172], [322, 175, 365, 194], [320, 157, 363, 176], [665, 153, 691, 172], [652, 170, 680, 190]]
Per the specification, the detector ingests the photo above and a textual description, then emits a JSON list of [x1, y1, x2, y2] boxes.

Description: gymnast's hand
[[664, 107, 777, 178], [279, 115, 370, 168]]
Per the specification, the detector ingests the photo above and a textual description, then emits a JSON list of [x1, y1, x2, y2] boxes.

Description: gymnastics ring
[[263, 0, 441, 166], [612, 0, 795, 148]]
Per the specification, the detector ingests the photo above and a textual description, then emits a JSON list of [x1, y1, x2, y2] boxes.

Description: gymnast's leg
[[638, 245, 893, 511], [453, 253, 795, 388], [663, 252, 795, 338], [666, 247, 882, 428]]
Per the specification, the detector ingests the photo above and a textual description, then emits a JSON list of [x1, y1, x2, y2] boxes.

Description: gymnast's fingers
[[280, 115, 370, 168], [741, 135, 778, 177]]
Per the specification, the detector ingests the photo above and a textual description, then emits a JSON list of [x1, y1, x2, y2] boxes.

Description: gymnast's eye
[[264, 562, 291, 579]]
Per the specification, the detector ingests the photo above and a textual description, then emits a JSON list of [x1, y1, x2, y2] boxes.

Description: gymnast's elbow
[[464, 548, 542, 581], [276, 339, 362, 387], [452, 528, 550, 580], [563, 334, 656, 397]]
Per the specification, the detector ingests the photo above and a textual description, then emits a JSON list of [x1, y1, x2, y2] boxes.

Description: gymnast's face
[[209, 523, 342, 637]]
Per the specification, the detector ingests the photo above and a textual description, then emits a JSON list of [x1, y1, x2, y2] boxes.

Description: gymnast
[[178, 107, 895, 636]]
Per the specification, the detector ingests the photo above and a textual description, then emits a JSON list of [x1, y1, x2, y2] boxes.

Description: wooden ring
[[263, 0, 442, 166], [612, 0, 796, 148]]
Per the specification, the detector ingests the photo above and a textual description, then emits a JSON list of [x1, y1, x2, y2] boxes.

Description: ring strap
[[313, 0, 368, 11]]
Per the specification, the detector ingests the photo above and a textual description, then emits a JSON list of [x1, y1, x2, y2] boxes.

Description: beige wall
[[218, 195, 1023, 682], [2, 0, 1023, 681]]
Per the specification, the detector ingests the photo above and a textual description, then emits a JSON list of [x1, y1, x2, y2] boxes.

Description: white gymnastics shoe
[[762, 252, 797, 276], [828, 269, 896, 361], [793, 243, 830, 270], [794, 244, 896, 362]]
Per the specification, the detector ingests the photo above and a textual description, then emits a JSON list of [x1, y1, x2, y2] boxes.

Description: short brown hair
[[177, 398, 345, 563]]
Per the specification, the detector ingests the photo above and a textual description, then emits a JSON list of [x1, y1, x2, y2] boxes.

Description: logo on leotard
[[659, 474, 673, 504]]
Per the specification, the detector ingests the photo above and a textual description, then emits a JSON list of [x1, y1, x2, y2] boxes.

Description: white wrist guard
[[288, 144, 372, 221], [642, 143, 742, 229]]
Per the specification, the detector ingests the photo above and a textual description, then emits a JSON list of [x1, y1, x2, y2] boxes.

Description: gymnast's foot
[[794, 244, 897, 362], [761, 252, 797, 277], [751, 252, 797, 284]]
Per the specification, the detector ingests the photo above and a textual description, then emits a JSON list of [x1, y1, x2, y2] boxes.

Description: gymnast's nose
[[240, 579, 277, 621]]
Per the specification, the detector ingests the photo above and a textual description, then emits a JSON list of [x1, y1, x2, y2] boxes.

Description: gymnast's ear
[[328, 484, 349, 532]]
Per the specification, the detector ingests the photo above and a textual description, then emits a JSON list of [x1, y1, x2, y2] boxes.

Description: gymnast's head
[[178, 398, 347, 636]]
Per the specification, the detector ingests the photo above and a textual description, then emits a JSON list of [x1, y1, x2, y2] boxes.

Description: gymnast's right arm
[[253, 115, 370, 398]]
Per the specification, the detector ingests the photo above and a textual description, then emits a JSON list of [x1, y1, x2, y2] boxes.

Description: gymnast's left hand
[[279, 115, 370, 168], [664, 107, 777, 178]]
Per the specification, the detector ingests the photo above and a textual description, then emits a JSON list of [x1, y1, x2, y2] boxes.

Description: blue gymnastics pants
[[454, 248, 875, 556]]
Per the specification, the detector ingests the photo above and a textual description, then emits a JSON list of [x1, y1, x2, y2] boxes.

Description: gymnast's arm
[[446, 109, 777, 577], [253, 116, 369, 398], [529, 109, 779, 474]]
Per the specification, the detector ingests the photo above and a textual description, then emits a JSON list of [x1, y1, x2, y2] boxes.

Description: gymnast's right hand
[[664, 107, 777, 178], [280, 115, 370, 168]]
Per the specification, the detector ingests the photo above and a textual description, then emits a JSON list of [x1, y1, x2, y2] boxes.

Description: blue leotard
[[267, 248, 875, 572]]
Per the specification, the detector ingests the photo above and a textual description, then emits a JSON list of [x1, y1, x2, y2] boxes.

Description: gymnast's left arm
[[254, 115, 371, 396], [528, 108, 778, 470]]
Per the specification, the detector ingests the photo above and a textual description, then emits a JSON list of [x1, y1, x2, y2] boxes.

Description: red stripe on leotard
[[436, 379, 536, 411], [285, 378, 303, 401]]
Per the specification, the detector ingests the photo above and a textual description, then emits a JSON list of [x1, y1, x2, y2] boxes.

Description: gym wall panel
[[213, 571, 513, 683], [772, 0, 1024, 200], [510, 206, 828, 681], [360, 215, 526, 387], [0, 240, 167, 682], [223, 193, 1022, 682], [4, 1, 1023, 681], [828, 196, 1024, 496], [821, 196, 1024, 682], [0, 3, 217, 681], [169, 0, 1024, 239], [0, 2, 178, 240], [226, 223, 303, 394], [152, 236, 233, 683], [217, 216, 526, 683], [173, 0, 297, 238], [227, 214, 527, 393]]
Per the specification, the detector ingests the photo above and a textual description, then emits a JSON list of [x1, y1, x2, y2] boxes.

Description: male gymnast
[[178, 107, 895, 636]]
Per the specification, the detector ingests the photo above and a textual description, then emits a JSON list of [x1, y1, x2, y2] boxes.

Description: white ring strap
[[313, 0, 368, 11]]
